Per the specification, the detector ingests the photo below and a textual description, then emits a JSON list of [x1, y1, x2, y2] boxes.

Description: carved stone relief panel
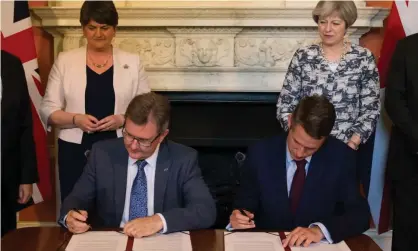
[[235, 37, 315, 68], [115, 38, 175, 67], [177, 38, 232, 67], [234, 28, 317, 68], [168, 28, 242, 67]]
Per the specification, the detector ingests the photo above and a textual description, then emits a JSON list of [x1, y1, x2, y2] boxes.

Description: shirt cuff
[[225, 223, 234, 231], [60, 214, 69, 229], [309, 222, 333, 244], [156, 213, 168, 233]]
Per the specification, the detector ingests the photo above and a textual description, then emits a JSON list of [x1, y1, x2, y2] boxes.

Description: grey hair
[[312, 0, 358, 28]]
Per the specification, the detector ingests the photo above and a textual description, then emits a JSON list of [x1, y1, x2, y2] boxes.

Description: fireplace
[[160, 91, 283, 227], [29, 0, 388, 232]]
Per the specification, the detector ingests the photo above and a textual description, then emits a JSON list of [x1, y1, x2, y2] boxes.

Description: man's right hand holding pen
[[66, 209, 91, 234], [229, 209, 256, 229]]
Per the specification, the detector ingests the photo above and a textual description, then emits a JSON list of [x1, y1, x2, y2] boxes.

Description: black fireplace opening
[[159, 92, 283, 228]]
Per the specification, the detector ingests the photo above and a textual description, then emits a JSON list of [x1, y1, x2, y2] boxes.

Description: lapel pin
[[164, 168, 169, 172], [123, 64, 129, 69]]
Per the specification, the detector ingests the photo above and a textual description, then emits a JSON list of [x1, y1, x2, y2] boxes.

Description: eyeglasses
[[122, 127, 161, 148]]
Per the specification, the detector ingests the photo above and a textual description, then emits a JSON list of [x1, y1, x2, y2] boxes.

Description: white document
[[133, 232, 192, 251], [290, 241, 351, 251], [224, 232, 285, 251], [282, 232, 351, 251], [65, 231, 128, 251]]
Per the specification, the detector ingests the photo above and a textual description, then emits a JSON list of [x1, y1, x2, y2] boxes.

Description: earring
[[344, 35, 350, 45]]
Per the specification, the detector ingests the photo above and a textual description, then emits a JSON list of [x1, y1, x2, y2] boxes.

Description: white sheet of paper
[[290, 241, 351, 251], [65, 231, 128, 251], [133, 232, 192, 251], [282, 232, 351, 251], [224, 232, 285, 251]]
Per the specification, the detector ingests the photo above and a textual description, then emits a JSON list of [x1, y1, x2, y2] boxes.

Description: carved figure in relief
[[179, 38, 230, 66], [235, 38, 311, 67], [118, 38, 174, 66]]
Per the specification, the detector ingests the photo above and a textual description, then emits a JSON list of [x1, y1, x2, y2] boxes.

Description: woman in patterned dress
[[276, 0, 380, 151]]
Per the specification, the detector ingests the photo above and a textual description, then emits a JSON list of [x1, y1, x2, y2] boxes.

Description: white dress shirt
[[120, 145, 168, 233]]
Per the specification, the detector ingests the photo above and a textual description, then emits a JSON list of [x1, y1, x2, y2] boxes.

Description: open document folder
[[133, 232, 192, 251], [289, 241, 350, 251], [65, 231, 128, 251], [65, 231, 193, 251], [224, 232, 351, 251], [224, 232, 285, 251], [282, 232, 351, 251]]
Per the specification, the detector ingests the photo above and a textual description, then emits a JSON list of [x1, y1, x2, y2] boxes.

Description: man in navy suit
[[229, 95, 370, 247], [60, 92, 216, 237]]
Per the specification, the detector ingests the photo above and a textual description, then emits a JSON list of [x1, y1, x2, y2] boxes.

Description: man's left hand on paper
[[282, 226, 324, 248], [123, 214, 163, 238]]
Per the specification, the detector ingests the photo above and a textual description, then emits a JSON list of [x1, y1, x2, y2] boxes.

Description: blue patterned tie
[[129, 160, 148, 220]]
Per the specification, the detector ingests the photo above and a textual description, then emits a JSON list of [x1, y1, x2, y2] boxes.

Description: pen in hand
[[239, 209, 252, 222], [72, 208, 92, 229]]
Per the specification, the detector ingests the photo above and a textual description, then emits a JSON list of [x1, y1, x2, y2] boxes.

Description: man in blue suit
[[60, 92, 216, 237], [229, 95, 370, 247]]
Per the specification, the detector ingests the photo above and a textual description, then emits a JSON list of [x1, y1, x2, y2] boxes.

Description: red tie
[[289, 159, 307, 214]]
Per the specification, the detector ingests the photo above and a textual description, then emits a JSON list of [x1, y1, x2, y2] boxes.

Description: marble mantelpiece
[[31, 1, 389, 92]]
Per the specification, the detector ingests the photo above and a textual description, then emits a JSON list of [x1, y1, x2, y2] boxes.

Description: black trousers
[[58, 131, 116, 202], [389, 132, 418, 251], [356, 132, 376, 196], [1, 196, 16, 237], [391, 177, 418, 251]]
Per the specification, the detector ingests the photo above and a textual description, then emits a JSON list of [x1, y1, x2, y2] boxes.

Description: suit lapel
[[265, 135, 291, 220], [112, 48, 130, 114], [113, 139, 129, 224], [276, 136, 292, 218], [72, 47, 87, 114], [154, 141, 172, 213]]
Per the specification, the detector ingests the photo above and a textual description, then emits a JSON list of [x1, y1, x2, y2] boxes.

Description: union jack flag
[[1, 0, 52, 204]]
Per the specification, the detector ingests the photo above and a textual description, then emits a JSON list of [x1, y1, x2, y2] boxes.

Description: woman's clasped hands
[[74, 114, 124, 133]]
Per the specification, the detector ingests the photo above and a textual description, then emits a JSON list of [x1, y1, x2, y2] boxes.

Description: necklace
[[319, 40, 347, 64], [88, 52, 111, 68]]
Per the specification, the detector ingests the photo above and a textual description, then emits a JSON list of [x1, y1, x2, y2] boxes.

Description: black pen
[[72, 208, 91, 228], [239, 209, 252, 222], [72, 208, 84, 218]]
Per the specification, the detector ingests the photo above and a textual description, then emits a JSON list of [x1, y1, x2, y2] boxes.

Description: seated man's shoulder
[[249, 134, 286, 153], [165, 140, 198, 159], [322, 137, 356, 159], [91, 138, 124, 153]]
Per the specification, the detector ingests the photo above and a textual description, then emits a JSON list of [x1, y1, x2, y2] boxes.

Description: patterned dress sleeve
[[349, 52, 381, 143], [276, 49, 304, 131]]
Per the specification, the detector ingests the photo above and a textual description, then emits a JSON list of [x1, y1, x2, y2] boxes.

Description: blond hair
[[312, 0, 357, 28]]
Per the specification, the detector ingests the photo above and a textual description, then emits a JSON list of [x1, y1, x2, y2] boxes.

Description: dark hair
[[291, 95, 336, 139], [79, 1, 118, 27], [125, 92, 171, 133]]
